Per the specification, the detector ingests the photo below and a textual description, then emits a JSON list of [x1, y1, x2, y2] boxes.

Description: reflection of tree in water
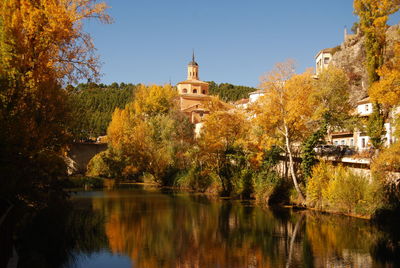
[[15, 190, 399, 268], [304, 212, 397, 267], [370, 216, 400, 266], [16, 203, 108, 268], [91, 190, 309, 268], [90, 189, 400, 268]]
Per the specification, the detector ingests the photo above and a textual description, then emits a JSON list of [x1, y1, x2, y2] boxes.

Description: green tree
[[67, 82, 137, 140], [208, 81, 257, 102], [302, 67, 351, 178]]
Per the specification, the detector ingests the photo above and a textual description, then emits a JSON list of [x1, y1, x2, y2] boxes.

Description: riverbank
[[69, 177, 387, 221]]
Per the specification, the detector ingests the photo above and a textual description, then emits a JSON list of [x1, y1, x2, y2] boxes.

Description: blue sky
[[85, 0, 400, 88]]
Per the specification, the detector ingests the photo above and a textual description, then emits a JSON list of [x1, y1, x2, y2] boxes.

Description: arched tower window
[[202, 90, 206, 94], [193, 89, 197, 94], [182, 88, 187, 93]]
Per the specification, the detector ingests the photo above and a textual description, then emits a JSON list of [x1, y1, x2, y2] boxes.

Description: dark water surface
[[55, 185, 399, 268]]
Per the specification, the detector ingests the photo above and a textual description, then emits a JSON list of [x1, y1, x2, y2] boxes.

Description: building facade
[[330, 97, 397, 151], [177, 54, 210, 124], [315, 48, 333, 75]]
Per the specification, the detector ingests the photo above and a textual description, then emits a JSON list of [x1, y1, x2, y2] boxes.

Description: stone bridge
[[65, 142, 107, 175]]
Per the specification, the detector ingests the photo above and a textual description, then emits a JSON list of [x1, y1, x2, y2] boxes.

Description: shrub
[[86, 150, 126, 179], [254, 171, 282, 205], [86, 152, 110, 177], [371, 142, 400, 210], [231, 169, 254, 199], [306, 161, 331, 209], [307, 162, 383, 216], [324, 166, 368, 214], [176, 167, 212, 192], [68, 176, 104, 189]]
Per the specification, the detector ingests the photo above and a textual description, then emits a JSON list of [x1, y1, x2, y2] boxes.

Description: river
[[18, 184, 399, 268]]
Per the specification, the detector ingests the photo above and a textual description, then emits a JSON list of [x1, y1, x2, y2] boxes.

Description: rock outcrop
[[329, 24, 400, 105]]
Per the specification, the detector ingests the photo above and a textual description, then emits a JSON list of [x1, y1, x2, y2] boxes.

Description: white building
[[331, 96, 397, 151], [315, 48, 333, 75], [249, 90, 266, 103]]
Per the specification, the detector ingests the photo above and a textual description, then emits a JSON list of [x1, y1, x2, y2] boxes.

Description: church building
[[177, 53, 210, 124]]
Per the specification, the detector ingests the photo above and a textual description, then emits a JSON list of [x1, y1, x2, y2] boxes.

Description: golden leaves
[[0, 0, 111, 85], [370, 42, 400, 107], [255, 61, 315, 143]]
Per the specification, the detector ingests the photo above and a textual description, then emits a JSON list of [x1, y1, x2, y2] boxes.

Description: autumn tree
[[254, 61, 315, 203], [302, 67, 351, 178], [0, 0, 110, 206], [354, 0, 399, 84], [198, 109, 250, 196], [369, 41, 400, 144], [106, 85, 194, 184], [354, 0, 399, 149]]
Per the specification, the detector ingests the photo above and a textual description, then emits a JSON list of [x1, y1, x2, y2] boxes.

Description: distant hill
[[207, 81, 257, 102], [67, 82, 137, 140]]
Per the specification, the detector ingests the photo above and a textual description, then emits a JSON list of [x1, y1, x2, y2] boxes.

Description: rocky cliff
[[329, 24, 400, 105]]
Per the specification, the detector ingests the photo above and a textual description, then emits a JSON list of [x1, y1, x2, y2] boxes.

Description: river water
[[54, 184, 398, 268]]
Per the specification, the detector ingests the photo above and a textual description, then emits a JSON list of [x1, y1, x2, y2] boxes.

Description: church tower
[[176, 53, 210, 124], [177, 53, 209, 95], [187, 52, 199, 80]]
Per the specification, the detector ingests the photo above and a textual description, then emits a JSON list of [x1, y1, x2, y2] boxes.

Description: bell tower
[[187, 51, 199, 80]]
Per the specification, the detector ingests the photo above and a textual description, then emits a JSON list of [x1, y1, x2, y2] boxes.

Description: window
[[324, 57, 330, 64], [350, 139, 354, 146], [193, 89, 197, 94], [199, 112, 204, 117], [202, 90, 206, 94], [365, 104, 369, 112], [341, 140, 345, 145], [334, 140, 338, 146], [361, 138, 366, 148], [182, 88, 187, 93]]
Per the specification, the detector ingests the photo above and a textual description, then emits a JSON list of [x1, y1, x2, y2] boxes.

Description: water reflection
[[53, 185, 397, 268], [3, 185, 386, 268]]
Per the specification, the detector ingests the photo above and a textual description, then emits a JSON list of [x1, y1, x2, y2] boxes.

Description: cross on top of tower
[[188, 50, 198, 66]]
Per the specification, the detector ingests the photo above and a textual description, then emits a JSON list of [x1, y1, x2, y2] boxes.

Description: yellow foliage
[[307, 162, 381, 215], [306, 161, 332, 209], [354, 0, 399, 36], [106, 85, 192, 183], [0, 0, 111, 85], [200, 109, 249, 153], [255, 63, 315, 146], [371, 142, 400, 175], [311, 66, 351, 124], [133, 84, 178, 116], [370, 42, 400, 107]]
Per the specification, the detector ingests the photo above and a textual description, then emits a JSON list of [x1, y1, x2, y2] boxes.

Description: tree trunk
[[284, 125, 306, 204]]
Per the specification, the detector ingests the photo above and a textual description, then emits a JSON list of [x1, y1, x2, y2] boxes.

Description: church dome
[[188, 60, 198, 66], [188, 52, 198, 66]]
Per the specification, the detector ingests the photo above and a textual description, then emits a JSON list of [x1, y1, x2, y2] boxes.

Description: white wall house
[[331, 96, 398, 152], [315, 49, 333, 75], [249, 90, 266, 103], [356, 97, 373, 117]]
